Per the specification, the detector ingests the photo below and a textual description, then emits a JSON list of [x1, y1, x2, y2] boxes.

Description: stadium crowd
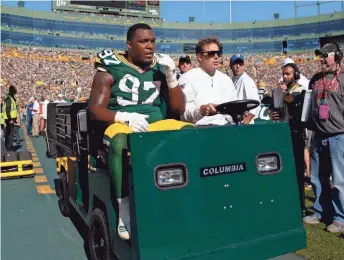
[[1, 45, 322, 107]]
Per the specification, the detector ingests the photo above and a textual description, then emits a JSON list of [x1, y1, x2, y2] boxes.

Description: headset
[[331, 42, 343, 64], [283, 63, 300, 81], [319, 42, 343, 64]]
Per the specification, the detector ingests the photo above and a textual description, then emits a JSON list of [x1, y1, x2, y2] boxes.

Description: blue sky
[[1, 1, 343, 23]]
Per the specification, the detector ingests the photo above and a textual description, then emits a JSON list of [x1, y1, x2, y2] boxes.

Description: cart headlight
[[155, 164, 188, 190], [256, 153, 281, 174]]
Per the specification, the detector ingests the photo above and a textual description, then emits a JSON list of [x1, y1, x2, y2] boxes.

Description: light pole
[[229, 0, 232, 23]]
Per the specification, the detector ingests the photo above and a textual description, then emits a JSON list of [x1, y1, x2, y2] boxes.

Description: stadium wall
[[1, 6, 344, 54]]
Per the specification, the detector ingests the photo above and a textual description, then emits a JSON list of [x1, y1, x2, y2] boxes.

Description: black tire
[[89, 208, 114, 260], [58, 171, 69, 217]]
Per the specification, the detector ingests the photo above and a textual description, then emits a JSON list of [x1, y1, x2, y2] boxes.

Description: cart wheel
[[89, 208, 114, 260], [58, 171, 69, 217]]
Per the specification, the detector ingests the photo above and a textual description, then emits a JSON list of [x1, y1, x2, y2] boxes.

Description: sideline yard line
[[21, 125, 56, 195]]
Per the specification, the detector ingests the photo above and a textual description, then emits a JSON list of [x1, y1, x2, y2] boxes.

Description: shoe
[[117, 218, 130, 240], [117, 197, 131, 240], [303, 214, 321, 224], [327, 222, 344, 233]]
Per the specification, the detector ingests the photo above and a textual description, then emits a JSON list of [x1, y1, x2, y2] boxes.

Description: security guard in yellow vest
[[3, 85, 18, 151]]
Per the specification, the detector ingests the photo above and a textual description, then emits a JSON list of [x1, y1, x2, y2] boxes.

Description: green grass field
[[295, 189, 344, 260]]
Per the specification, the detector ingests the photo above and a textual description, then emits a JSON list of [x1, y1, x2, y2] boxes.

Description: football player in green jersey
[[89, 23, 193, 240]]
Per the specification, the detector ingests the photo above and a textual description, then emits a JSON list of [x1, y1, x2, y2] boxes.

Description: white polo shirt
[[178, 68, 238, 126], [232, 72, 260, 123]]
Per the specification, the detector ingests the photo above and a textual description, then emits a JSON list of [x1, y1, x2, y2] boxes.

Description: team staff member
[[89, 23, 192, 240], [230, 54, 260, 124], [279, 58, 310, 89], [303, 42, 344, 233], [270, 63, 306, 213], [179, 37, 238, 126], [3, 85, 18, 151], [177, 54, 192, 80]]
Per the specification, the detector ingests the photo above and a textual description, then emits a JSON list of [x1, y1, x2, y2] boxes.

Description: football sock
[[117, 197, 130, 240]]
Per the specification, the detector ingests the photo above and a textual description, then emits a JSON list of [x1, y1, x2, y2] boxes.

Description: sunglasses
[[201, 50, 223, 58], [318, 52, 335, 58]]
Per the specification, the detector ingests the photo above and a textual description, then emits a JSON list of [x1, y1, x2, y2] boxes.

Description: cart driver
[[89, 23, 194, 240], [178, 37, 240, 126]]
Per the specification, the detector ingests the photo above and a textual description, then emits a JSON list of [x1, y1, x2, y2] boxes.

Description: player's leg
[[105, 120, 193, 240], [104, 123, 132, 240]]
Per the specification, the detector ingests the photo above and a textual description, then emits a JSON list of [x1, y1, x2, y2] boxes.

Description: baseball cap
[[282, 58, 295, 66], [58, 94, 64, 98], [315, 42, 339, 56], [179, 54, 191, 64], [230, 54, 244, 64]]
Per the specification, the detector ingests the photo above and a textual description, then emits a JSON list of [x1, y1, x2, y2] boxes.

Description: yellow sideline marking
[[21, 125, 55, 195], [37, 185, 55, 194], [34, 168, 44, 174], [35, 176, 48, 183], [33, 162, 41, 167]]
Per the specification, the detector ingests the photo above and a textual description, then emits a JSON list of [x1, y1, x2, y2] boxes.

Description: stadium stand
[[1, 6, 343, 53]]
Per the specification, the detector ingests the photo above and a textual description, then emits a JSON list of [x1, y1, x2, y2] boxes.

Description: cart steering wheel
[[216, 99, 260, 125]]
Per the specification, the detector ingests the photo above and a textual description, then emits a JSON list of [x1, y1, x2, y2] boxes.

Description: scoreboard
[[52, 0, 160, 18]]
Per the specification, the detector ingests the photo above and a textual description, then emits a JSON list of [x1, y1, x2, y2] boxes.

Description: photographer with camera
[[270, 63, 307, 214]]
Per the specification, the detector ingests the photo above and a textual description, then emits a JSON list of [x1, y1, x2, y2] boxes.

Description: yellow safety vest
[[0, 111, 4, 125], [2, 95, 18, 120]]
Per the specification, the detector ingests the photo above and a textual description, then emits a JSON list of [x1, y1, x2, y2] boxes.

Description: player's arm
[[89, 71, 149, 132], [168, 85, 185, 114], [155, 54, 186, 114], [89, 71, 116, 125]]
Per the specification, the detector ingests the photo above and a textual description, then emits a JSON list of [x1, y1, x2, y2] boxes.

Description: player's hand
[[115, 112, 149, 132], [279, 82, 287, 91], [155, 53, 178, 89], [200, 103, 217, 116]]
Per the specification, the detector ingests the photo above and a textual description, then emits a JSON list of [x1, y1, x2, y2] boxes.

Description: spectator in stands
[[229, 54, 260, 124], [54, 94, 67, 103], [179, 37, 238, 126], [303, 42, 344, 233], [257, 81, 271, 105], [177, 54, 192, 80]]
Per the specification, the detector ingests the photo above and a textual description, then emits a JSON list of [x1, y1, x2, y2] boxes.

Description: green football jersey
[[95, 49, 168, 123]]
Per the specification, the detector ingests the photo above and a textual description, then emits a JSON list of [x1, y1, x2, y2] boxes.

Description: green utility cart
[[51, 100, 306, 260]]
